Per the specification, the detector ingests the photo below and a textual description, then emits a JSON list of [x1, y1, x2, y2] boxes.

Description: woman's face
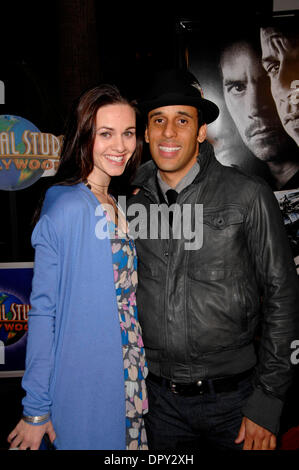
[[90, 103, 136, 182]]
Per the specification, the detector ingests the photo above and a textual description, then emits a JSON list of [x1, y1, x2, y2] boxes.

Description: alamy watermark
[[95, 196, 203, 250], [0, 81, 4, 104], [290, 340, 299, 365], [0, 340, 4, 365]]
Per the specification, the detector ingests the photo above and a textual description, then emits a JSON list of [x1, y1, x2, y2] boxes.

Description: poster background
[[181, 16, 299, 179], [178, 12, 299, 271]]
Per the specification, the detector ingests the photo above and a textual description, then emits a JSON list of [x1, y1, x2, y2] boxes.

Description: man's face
[[261, 27, 299, 146], [220, 41, 293, 161], [145, 105, 207, 184]]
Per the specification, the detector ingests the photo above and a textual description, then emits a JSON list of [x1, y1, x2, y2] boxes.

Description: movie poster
[[275, 189, 299, 273], [0, 263, 33, 376], [180, 12, 299, 267]]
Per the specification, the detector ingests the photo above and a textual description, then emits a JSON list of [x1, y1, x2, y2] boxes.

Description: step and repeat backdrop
[[0, 7, 298, 377]]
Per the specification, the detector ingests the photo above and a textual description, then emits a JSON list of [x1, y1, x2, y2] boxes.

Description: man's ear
[[145, 127, 149, 143], [197, 123, 207, 143]]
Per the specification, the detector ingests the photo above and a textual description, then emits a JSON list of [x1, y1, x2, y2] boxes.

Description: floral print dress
[[106, 207, 148, 450]]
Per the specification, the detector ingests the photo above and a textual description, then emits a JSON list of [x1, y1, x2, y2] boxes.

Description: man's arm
[[241, 181, 299, 437]]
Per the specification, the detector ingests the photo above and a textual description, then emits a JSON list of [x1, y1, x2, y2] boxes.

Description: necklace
[[84, 180, 129, 235], [84, 178, 110, 200], [84, 179, 119, 223], [85, 177, 109, 190]]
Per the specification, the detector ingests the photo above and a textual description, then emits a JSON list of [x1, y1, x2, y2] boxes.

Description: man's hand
[[235, 417, 276, 450], [7, 419, 56, 450]]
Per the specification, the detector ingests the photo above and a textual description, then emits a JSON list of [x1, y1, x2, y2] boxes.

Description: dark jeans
[[144, 374, 253, 451]]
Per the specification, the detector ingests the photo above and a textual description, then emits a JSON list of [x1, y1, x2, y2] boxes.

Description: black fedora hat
[[138, 68, 219, 124]]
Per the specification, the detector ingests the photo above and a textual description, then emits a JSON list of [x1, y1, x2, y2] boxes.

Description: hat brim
[[138, 96, 219, 124]]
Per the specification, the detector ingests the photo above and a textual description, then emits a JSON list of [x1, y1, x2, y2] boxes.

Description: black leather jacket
[[127, 140, 299, 434]]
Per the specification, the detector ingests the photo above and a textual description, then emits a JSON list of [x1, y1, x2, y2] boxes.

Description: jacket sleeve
[[21, 215, 58, 419], [241, 182, 299, 434]]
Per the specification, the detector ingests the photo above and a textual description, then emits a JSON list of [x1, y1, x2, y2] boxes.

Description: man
[[260, 20, 299, 148], [220, 38, 299, 190], [127, 68, 299, 450]]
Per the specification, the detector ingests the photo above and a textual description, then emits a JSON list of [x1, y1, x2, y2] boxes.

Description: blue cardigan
[[22, 183, 126, 450]]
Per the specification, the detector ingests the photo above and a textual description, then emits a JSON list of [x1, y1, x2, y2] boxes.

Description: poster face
[[183, 14, 299, 192], [181, 13, 299, 270], [0, 263, 33, 376]]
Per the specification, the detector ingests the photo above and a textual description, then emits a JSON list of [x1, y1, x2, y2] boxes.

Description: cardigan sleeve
[[21, 214, 59, 419]]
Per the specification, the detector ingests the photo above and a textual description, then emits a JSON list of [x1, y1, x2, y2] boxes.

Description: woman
[[7, 84, 148, 450]]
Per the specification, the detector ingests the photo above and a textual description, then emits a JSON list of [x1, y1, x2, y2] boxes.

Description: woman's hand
[[7, 419, 56, 450]]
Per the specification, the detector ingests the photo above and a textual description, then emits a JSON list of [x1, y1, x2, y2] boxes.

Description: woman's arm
[[9, 215, 59, 448]]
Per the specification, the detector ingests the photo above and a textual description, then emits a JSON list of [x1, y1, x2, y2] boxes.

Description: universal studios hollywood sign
[[0, 114, 62, 191]]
